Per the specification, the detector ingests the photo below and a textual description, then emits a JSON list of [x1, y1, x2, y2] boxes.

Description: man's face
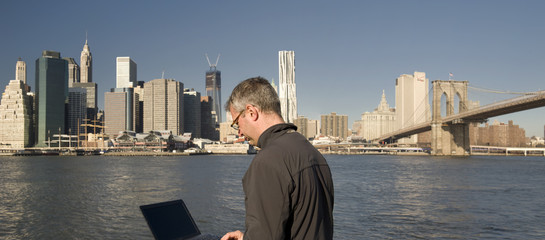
[[230, 106, 256, 145]]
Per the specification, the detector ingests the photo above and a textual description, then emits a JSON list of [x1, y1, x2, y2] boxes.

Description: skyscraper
[[278, 50, 297, 123], [65, 57, 80, 87], [133, 81, 145, 133], [72, 82, 97, 120], [35, 50, 68, 147], [395, 71, 431, 144], [116, 57, 137, 88], [200, 96, 219, 140], [205, 55, 221, 123], [104, 88, 135, 137], [15, 58, 31, 93], [15, 58, 26, 84], [73, 40, 97, 121], [0, 80, 33, 147], [184, 88, 201, 138], [143, 79, 184, 135], [80, 38, 92, 83], [67, 87, 87, 136]]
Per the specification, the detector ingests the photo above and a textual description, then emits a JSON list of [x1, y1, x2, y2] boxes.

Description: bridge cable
[[468, 85, 539, 95]]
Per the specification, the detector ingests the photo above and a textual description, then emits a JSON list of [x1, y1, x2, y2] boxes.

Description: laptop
[[140, 199, 221, 240]]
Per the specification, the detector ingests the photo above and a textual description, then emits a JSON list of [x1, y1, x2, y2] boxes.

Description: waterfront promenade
[[2, 145, 545, 156]]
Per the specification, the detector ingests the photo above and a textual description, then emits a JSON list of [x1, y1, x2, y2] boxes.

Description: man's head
[[225, 77, 282, 116], [225, 77, 284, 145]]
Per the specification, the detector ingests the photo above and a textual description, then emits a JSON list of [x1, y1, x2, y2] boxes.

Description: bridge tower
[[431, 80, 470, 156]]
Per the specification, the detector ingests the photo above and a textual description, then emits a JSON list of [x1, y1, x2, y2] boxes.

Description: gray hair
[[225, 77, 282, 116]]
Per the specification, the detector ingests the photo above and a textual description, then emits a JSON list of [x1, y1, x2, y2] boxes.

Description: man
[[221, 77, 334, 240]]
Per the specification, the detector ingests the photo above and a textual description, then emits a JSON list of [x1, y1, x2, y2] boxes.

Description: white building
[[15, 58, 26, 84], [116, 57, 137, 88], [80, 39, 92, 83], [278, 50, 297, 123], [65, 57, 80, 87], [358, 90, 396, 141], [395, 71, 431, 144], [0, 80, 33, 147]]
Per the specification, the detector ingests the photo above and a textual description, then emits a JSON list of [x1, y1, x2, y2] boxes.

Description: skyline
[[1, 1, 544, 137]]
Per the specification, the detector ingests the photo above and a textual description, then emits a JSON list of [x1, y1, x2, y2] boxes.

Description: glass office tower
[[35, 50, 68, 147], [205, 66, 221, 124]]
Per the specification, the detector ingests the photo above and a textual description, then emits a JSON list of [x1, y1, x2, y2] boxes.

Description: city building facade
[[321, 112, 349, 140], [183, 88, 201, 138], [201, 96, 219, 140], [294, 116, 319, 140], [308, 119, 319, 139], [80, 39, 92, 83], [67, 87, 87, 136], [278, 50, 297, 123], [116, 57, 137, 88], [15, 58, 31, 93], [0, 80, 33, 147], [219, 121, 238, 143], [35, 51, 68, 147], [395, 71, 430, 144], [294, 116, 309, 139], [358, 90, 396, 141], [143, 79, 184, 135], [72, 82, 98, 121], [470, 120, 527, 147], [104, 88, 136, 137], [65, 57, 80, 87], [133, 82, 144, 133], [205, 63, 221, 124], [15, 58, 26, 84]]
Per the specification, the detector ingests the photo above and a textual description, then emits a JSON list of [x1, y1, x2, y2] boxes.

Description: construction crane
[[205, 53, 221, 70]]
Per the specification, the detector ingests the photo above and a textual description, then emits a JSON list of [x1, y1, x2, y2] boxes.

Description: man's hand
[[221, 230, 244, 240]]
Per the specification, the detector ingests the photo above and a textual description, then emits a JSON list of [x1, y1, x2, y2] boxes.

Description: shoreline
[[2, 151, 543, 157]]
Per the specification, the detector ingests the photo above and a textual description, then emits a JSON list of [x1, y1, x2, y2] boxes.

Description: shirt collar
[[257, 123, 298, 148]]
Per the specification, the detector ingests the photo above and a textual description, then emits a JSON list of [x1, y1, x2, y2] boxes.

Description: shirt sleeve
[[243, 155, 292, 240]]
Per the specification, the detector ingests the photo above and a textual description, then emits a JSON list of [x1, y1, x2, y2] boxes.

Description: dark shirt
[[242, 123, 334, 240]]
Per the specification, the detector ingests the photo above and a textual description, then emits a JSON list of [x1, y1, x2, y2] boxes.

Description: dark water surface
[[1, 155, 544, 239]]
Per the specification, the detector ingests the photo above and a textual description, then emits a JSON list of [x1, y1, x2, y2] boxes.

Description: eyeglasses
[[230, 110, 245, 130]]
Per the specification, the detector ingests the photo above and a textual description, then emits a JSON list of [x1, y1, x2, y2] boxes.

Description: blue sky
[[1, 0, 544, 137]]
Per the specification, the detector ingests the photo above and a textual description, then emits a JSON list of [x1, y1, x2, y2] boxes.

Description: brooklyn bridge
[[374, 80, 545, 156]]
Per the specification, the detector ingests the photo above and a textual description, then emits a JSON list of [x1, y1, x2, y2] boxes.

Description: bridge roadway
[[375, 90, 545, 142]]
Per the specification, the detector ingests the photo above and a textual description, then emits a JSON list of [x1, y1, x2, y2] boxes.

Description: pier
[[471, 145, 545, 156]]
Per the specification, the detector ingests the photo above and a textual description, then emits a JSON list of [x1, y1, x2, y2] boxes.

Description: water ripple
[[0, 155, 544, 239]]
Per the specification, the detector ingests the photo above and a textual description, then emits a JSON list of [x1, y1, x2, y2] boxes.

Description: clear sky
[[1, 0, 544, 137]]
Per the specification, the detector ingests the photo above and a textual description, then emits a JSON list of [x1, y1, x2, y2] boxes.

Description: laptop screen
[[140, 199, 201, 240]]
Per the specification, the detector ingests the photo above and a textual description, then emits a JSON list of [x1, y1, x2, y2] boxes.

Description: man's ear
[[245, 104, 259, 121]]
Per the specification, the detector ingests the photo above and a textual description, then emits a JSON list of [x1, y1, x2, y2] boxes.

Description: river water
[[0, 154, 544, 239]]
